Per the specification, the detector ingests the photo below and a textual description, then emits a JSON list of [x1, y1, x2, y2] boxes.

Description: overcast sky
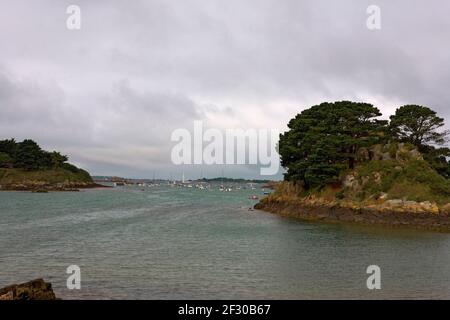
[[1, 0, 449, 179]]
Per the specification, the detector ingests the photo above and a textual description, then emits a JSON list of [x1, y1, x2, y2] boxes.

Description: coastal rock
[[384, 199, 403, 207], [407, 148, 423, 161], [419, 201, 439, 214], [0, 279, 57, 300], [255, 197, 450, 232], [382, 199, 439, 214], [440, 203, 450, 215], [343, 173, 360, 191], [369, 143, 423, 162], [370, 144, 391, 161]]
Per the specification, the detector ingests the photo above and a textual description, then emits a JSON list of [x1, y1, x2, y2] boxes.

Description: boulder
[[440, 203, 450, 215], [368, 143, 423, 163], [419, 201, 440, 214], [385, 199, 403, 207], [0, 279, 57, 300], [370, 144, 391, 161], [343, 173, 360, 191]]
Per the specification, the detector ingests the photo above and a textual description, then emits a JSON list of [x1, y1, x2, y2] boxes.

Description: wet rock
[[0, 279, 57, 300], [440, 203, 450, 215]]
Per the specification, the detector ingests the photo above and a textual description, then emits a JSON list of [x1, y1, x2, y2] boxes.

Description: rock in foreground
[[0, 279, 57, 300]]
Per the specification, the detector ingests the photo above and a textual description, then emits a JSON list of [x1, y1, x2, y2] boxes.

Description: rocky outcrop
[[379, 199, 440, 214], [255, 198, 450, 232], [0, 279, 57, 300], [0, 181, 105, 192], [0, 167, 106, 192], [364, 142, 423, 162], [258, 142, 450, 231]]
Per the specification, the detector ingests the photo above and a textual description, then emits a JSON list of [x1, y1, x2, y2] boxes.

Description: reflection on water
[[1, 185, 449, 299]]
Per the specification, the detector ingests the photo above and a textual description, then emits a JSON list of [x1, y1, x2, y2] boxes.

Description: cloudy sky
[[1, 0, 449, 179]]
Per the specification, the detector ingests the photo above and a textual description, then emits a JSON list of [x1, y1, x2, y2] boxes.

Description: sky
[[1, 0, 450, 179]]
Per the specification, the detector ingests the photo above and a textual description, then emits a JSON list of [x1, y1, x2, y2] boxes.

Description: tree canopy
[[280, 102, 450, 189], [389, 105, 448, 147], [0, 138, 70, 170], [279, 101, 387, 189], [389, 105, 450, 177]]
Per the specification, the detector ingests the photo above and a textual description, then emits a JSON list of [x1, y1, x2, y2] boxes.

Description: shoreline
[[0, 279, 57, 300], [0, 183, 110, 192], [255, 199, 450, 232]]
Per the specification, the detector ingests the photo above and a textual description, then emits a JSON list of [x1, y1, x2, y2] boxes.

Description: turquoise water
[[1, 185, 450, 299]]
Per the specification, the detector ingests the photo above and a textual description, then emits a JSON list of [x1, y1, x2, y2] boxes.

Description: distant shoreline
[[0, 182, 109, 192]]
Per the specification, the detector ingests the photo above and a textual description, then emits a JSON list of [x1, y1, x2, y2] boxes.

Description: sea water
[[1, 184, 449, 299]]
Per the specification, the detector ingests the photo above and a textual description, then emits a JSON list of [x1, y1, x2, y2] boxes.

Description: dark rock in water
[[0, 279, 57, 300], [32, 189, 49, 193]]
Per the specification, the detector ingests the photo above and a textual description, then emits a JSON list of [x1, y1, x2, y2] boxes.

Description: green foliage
[[352, 159, 450, 205], [60, 163, 91, 181], [0, 168, 93, 185], [0, 139, 17, 155], [50, 151, 69, 168], [0, 152, 13, 168], [0, 138, 93, 186], [0, 139, 91, 181], [280, 102, 450, 188], [389, 105, 448, 147], [420, 146, 450, 179], [14, 139, 46, 170], [335, 189, 345, 200], [0, 138, 77, 172], [388, 105, 450, 179], [279, 101, 387, 189]]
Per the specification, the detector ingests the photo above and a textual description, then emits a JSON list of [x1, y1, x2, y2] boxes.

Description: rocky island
[[256, 102, 450, 231], [0, 139, 99, 192]]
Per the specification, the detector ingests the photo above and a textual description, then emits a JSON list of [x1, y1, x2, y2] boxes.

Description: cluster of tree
[[0, 139, 69, 171], [279, 102, 450, 189]]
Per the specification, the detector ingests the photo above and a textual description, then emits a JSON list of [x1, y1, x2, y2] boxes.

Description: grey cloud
[[1, 0, 449, 178]]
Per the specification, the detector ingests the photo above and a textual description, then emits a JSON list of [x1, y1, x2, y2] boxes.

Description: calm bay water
[[1, 184, 450, 299]]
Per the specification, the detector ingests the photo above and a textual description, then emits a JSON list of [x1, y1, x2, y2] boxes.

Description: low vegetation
[[0, 139, 93, 189]]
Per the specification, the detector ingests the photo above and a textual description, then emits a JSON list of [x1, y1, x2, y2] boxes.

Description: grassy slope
[[349, 159, 450, 205], [269, 159, 450, 207], [0, 167, 93, 186]]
